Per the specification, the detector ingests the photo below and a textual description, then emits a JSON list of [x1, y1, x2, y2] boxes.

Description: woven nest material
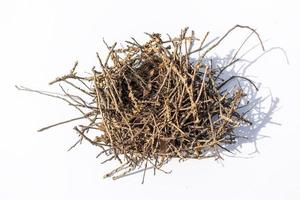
[[19, 25, 264, 182]]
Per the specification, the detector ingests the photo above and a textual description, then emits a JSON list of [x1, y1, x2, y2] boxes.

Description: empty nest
[[19, 25, 264, 182]]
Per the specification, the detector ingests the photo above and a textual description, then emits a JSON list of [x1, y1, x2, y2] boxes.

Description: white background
[[0, 0, 299, 199]]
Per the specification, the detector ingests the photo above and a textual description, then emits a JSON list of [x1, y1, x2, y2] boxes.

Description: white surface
[[0, 0, 299, 199]]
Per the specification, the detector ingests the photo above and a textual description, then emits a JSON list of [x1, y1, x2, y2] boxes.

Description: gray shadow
[[204, 46, 287, 157]]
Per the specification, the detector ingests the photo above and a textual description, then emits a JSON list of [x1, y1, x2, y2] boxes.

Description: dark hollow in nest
[[19, 25, 264, 182]]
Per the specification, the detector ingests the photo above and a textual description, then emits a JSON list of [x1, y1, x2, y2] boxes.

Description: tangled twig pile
[[18, 25, 264, 182]]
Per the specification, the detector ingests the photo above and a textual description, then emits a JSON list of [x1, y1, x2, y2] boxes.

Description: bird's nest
[[18, 25, 264, 183]]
